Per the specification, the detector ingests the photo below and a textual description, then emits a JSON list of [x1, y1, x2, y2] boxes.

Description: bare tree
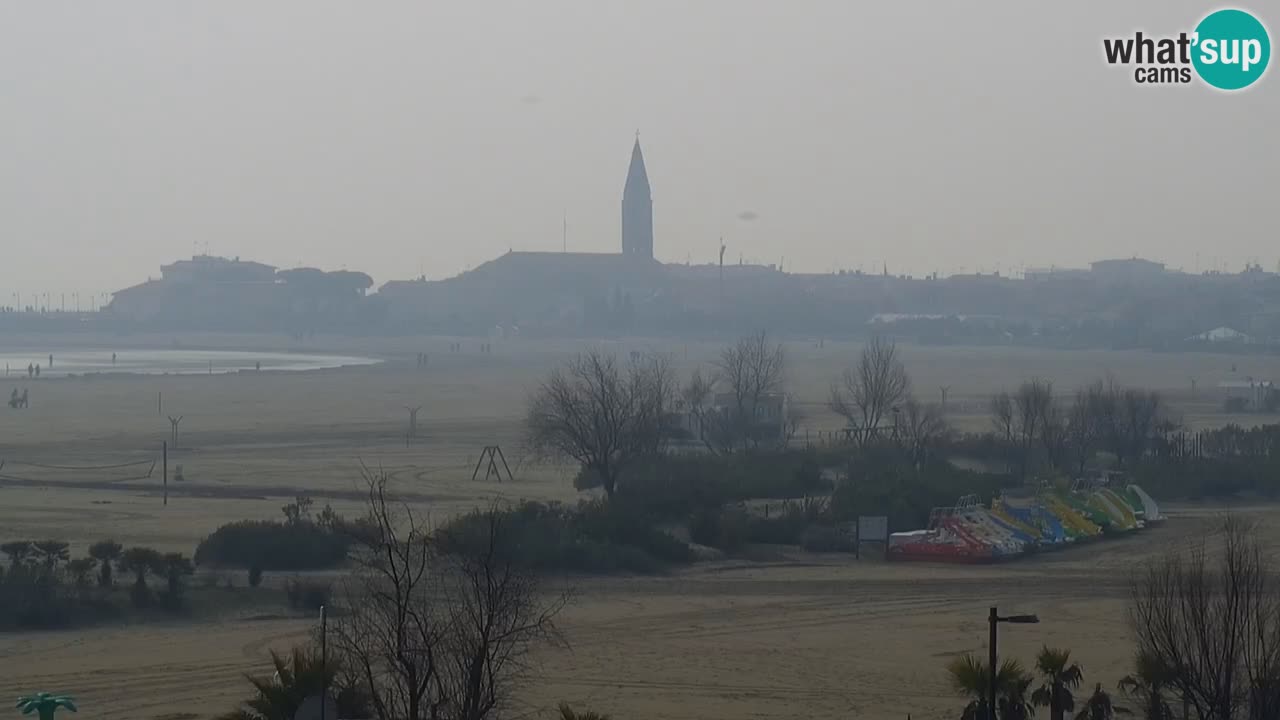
[[525, 350, 673, 499], [679, 367, 721, 452], [332, 469, 564, 720], [1116, 387, 1162, 467], [830, 336, 911, 446], [1129, 515, 1280, 720], [990, 380, 1054, 479], [991, 391, 1016, 445], [1040, 394, 1068, 471], [898, 397, 950, 465], [1065, 384, 1103, 476], [1014, 379, 1053, 473], [715, 331, 786, 452]]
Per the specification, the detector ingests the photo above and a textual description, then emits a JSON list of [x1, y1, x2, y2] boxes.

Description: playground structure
[[888, 477, 1164, 563]]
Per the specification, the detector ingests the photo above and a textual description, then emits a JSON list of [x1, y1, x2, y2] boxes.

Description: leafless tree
[[715, 331, 786, 452], [1039, 394, 1068, 470], [898, 397, 950, 465], [990, 379, 1055, 478], [1014, 379, 1053, 467], [405, 405, 423, 440], [1129, 515, 1280, 720], [991, 391, 1016, 446], [332, 469, 564, 720], [525, 350, 673, 499], [1116, 387, 1162, 467], [830, 336, 911, 446], [1065, 383, 1104, 476]]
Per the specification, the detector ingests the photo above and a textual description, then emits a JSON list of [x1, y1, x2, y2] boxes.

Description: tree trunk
[[600, 464, 616, 499]]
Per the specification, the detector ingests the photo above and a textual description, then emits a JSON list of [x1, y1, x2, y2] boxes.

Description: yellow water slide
[[1097, 489, 1140, 529], [1046, 495, 1102, 536]]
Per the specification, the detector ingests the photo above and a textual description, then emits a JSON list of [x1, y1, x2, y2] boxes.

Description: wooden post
[[163, 441, 168, 506], [158, 391, 162, 415]]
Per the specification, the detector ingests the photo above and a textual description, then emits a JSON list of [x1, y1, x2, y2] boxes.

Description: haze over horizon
[[1, 0, 1276, 299]]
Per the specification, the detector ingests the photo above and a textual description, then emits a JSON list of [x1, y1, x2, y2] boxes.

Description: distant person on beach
[[256, 361, 261, 371], [27, 363, 33, 378], [34, 365, 40, 378], [48, 353, 53, 367], [112, 352, 117, 366]]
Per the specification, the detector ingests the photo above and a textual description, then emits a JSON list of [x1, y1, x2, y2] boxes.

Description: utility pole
[[719, 239, 726, 310], [163, 441, 168, 506]]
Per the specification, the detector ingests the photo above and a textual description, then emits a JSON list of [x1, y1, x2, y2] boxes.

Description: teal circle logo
[[1192, 9, 1271, 90]]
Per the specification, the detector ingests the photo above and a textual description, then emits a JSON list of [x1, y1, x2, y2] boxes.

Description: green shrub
[[800, 526, 856, 553], [746, 497, 831, 545], [194, 520, 352, 570], [285, 577, 332, 611], [610, 450, 832, 521], [436, 500, 692, 574], [689, 506, 749, 552], [831, 454, 1009, 531]]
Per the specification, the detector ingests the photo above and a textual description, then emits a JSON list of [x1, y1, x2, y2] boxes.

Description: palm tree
[[947, 653, 1033, 720], [559, 703, 611, 720], [1076, 683, 1123, 720], [88, 540, 122, 588], [1000, 672, 1037, 720], [1032, 646, 1085, 720], [2, 540, 33, 567], [32, 540, 70, 573], [1117, 651, 1174, 720], [118, 546, 164, 606], [161, 552, 194, 596], [217, 646, 370, 720], [15, 693, 78, 720], [66, 558, 96, 588]]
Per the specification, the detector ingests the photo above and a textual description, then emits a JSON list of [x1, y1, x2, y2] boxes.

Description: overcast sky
[[1, 1, 1276, 299]]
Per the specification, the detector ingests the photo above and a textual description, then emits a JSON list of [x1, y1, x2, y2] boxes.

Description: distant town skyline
[[1, 1, 1276, 298]]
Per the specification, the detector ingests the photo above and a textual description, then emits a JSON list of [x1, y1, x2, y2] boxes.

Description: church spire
[[621, 136, 653, 260]]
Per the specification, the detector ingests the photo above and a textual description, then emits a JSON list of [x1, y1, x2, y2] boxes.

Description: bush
[[285, 577, 333, 611], [800, 526, 856, 553], [194, 520, 353, 570], [831, 453, 1010, 532], [689, 506, 748, 552], [610, 450, 833, 522], [436, 500, 692, 574], [746, 497, 831, 545]]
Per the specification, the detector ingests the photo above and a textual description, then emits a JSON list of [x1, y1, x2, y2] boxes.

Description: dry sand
[[1, 333, 1277, 719]]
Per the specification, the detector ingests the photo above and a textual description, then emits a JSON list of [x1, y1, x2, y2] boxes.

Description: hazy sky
[[1, 1, 1276, 299]]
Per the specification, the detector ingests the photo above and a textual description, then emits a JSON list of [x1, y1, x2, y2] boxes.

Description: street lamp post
[[989, 606, 1039, 720]]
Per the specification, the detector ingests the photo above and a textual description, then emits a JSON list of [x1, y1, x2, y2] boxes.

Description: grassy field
[[1, 332, 1278, 719]]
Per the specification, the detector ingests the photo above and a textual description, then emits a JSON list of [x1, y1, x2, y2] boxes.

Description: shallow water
[[0, 349, 380, 377]]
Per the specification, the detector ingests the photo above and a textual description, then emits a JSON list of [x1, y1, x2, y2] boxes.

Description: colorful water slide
[[1120, 488, 1148, 521], [1088, 490, 1137, 531], [1001, 500, 1067, 544], [979, 510, 1038, 550], [1097, 489, 1141, 529], [1063, 492, 1113, 530], [960, 510, 1026, 556], [888, 529, 993, 563], [1046, 495, 1103, 537], [990, 500, 1044, 541], [1128, 484, 1164, 522]]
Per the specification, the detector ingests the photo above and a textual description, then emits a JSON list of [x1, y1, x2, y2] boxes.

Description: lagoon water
[[0, 349, 380, 377]]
